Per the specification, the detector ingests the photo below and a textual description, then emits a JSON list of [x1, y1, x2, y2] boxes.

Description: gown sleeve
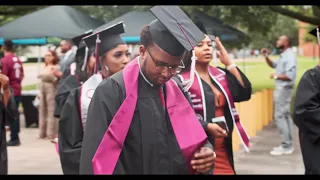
[[54, 75, 79, 118], [219, 67, 252, 102], [293, 67, 320, 144], [79, 78, 124, 174], [58, 87, 83, 174]]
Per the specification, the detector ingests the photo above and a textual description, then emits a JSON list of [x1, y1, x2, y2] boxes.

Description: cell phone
[[211, 116, 229, 133]]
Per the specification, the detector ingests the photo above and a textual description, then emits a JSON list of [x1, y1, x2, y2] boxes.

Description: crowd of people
[[0, 5, 319, 175]]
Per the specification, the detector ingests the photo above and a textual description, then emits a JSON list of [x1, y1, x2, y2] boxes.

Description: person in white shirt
[[59, 40, 75, 73]]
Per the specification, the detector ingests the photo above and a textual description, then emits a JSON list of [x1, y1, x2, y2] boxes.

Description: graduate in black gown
[[79, 6, 215, 175], [293, 26, 320, 175], [58, 22, 130, 174], [0, 67, 18, 174], [54, 31, 95, 118]]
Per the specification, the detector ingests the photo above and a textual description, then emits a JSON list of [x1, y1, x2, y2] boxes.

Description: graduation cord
[[176, 23, 197, 92]]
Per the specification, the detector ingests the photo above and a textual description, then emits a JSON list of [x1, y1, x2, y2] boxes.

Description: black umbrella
[[97, 11, 156, 38], [0, 6, 104, 40], [191, 11, 249, 43]]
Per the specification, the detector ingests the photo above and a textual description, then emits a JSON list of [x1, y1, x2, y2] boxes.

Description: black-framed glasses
[[146, 48, 185, 75]]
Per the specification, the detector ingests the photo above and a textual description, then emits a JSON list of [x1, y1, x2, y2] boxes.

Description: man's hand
[[270, 73, 277, 79], [191, 147, 216, 173], [53, 69, 62, 78], [0, 74, 9, 91], [260, 48, 269, 56], [207, 123, 228, 138]]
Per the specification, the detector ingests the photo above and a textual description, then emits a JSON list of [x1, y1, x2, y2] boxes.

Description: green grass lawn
[[22, 84, 37, 90], [236, 55, 317, 93], [22, 55, 317, 92], [21, 55, 317, 110], [212, 55, 317, 93], [230, 55, 318, 112]]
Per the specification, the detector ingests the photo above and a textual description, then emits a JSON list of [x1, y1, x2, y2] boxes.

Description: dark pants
[[9, 96, 20, 142]]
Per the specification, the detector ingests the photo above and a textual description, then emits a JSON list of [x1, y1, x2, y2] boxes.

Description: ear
[[139, 45, 146, 58]]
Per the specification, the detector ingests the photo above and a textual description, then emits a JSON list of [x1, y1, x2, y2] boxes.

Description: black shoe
[[7, 140, 21, 146]]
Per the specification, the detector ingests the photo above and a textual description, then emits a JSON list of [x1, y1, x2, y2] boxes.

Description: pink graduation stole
[[179, 66, 250, 152], [92, 57, 208, 174]]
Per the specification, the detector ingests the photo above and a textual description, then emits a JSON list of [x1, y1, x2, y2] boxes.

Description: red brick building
[[298, 21, 320, 57]]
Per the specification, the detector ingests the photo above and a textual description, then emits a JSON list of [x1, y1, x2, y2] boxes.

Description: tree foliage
[[269, 6, 320, 25], [0, 6, 45, 25], [0, 5, 304, 49]]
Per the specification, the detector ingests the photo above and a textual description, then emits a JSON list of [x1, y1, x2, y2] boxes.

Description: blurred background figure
[[0, 60, 19, 174], [59, 40, 75, 73], [1, 40, 24, 147], [37, 50, 60, 140], [261, 35, 297, 156]]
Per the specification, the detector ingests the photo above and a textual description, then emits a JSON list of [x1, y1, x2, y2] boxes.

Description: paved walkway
[[6, 115, 304, 174], [234, 123, 304, 174]]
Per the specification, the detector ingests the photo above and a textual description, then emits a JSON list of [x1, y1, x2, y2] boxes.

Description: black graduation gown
[[0, 88, 18, 174], [293, 65, 320, 174], [54, 65, 71, 118], [177, 67, 252, 171], [79, 72, 213, 174], [58, 87, 83, 174], [54, 74, 80, 118]]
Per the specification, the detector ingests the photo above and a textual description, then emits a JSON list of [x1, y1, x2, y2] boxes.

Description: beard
[[277, 45, 285, 50]]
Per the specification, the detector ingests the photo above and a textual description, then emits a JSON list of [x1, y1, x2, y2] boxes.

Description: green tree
[[0, 6, 46, 25]]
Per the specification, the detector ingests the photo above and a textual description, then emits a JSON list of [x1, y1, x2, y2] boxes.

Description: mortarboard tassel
[[317, 27, 320, 45], [182, 49, 197, 91], [175, 23, 198, 92], [94, 33, 101, 74], [81, 47, 89, 71]]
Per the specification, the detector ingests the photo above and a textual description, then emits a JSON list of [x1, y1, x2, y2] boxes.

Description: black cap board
[[149, 6, 205, 57], [82, 21, 126, 57], [72, 29, 93, 48], [309, 26, 319, 37]]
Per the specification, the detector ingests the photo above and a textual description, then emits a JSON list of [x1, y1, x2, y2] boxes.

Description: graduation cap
[[83, 22, 126, 73], [72, 29, 93, 48], [149, 6, 205, 91], [309, 26, 320, 45]]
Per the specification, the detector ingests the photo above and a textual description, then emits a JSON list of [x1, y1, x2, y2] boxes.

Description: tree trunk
[[269, 6, 320, 25]]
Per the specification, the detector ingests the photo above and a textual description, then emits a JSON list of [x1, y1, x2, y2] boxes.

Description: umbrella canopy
[[96, 11, 156, 43], [191, 11, 249, 43], [0, 6, 104, 40]]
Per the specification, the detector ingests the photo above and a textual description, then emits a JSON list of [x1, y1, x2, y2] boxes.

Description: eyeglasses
[[146, 48, 185, 75]]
